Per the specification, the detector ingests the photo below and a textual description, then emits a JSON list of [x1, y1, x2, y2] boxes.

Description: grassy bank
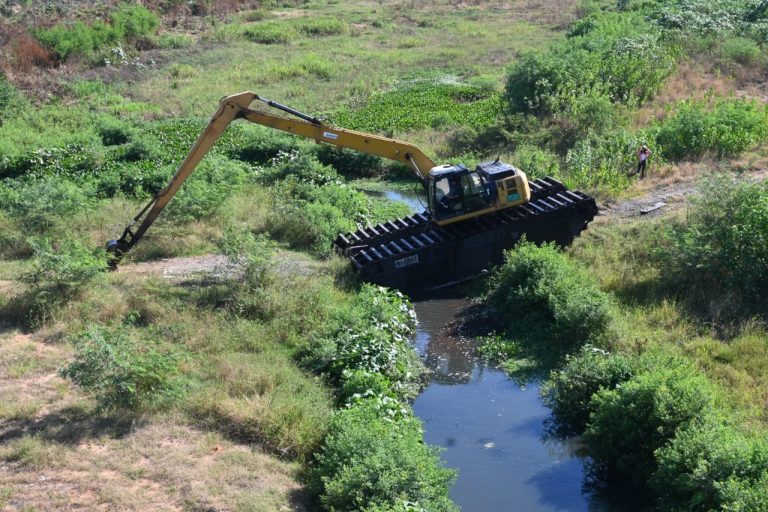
[[480, 177, 768, 508], [2, 0, 768, 509]]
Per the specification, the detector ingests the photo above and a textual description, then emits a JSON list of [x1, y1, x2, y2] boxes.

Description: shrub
[[61, 326, 180, 410], [22, 237, 107, 292], [652, 98, 768, 160], [34, 21, 117, 61], [716, 472, 768, 511], [541, 347, 636, 436], [564, 130, 641, 194], [584, 362, 718, 487], [231, 128, 310, 164], [511, 145, 561, 180], [656, 177, 768, 319], [34, 4, 159, 61], [505, 12, 675, 117], [97, 117, 135, 146], [310, 400, 458, 512], [169, 63, 198, 78], [267, 199, 353, 255], [110, 4, 160, 42], [649, 0, 744, 38], [652, 423, 768, 511], [302, 285, 423, 401], [218, 226, 275, 288], [315, 146, 384, 178], [121, 134, 162, 162], [257, 150, 340, 186], [486, 241, 614, 352], [165, 156, 250, 222], [719, 36, 762, 66], [2, 177, 93, 232], [0, 73, 18, 116]]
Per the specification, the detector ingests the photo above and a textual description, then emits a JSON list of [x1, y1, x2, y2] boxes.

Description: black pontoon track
[[332, 177, 598, 290]]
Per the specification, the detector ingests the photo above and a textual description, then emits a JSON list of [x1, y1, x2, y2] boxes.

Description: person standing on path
[[636, 145, 651, 179]]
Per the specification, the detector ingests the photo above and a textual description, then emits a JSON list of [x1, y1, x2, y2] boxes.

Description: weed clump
[[486, 241, 614, 354], [656, 177, 768, 321], [34, 4, 160, 62], [61, 326, 181, 410], [652, 98, 768, 160], [310, 399, 457, 512], [242, 22, 297, 44], [541, 347, 636, 437]]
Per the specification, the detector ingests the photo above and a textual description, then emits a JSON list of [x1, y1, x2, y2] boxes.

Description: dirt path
[[599, 168, 768, 219], [117, 249, 321, 282]]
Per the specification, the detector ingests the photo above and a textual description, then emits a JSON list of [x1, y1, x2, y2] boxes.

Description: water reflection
[[411, 299, 595, 512], [364, 187, 427, 214]]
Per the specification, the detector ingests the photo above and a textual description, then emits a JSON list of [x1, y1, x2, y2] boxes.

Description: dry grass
[[0, 327, 309, 511], [634, 60, 768, 128], [0, 423, 307, 511]]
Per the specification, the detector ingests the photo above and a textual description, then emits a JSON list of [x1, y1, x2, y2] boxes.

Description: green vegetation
[[486, 241, 614, 356], [585, 358, 718, 487], [61, 327, 181, 410], [486, 174, 768, 507], [334, 81, 501, 133], [2, 0, 768, 508], [652, 97, 768, 160], [505, 12, 675, 116], [656, 177, 768, 321], [311, 400, 457, 512], [34, 4, 159, 61]]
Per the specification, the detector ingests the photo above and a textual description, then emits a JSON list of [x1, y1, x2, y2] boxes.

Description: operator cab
[[427, 161, 530, 222]]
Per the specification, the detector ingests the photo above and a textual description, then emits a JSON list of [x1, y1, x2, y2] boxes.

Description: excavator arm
[[107, 91, 437, 263]]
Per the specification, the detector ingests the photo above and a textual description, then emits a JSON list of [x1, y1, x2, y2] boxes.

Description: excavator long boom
[[107, 91, 437, 262]]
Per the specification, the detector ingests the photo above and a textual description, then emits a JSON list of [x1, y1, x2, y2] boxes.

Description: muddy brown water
[[410, 297, 599, 511]]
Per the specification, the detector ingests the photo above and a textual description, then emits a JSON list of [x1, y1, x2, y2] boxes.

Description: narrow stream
[[411, 298, 593, 511], [378, 188, 598, 510]]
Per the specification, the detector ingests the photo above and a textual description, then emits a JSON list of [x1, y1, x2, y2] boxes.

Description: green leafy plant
[[584, 361, 718, 487], [656, 176, 768, 320], [34, 4, 159, 61], [97, 117, 135, 146], [652, 422, 768, 511], [505, 12, 675, 117], [2, 177, 94, 232], [61, 326, 181, 410], [302, 285, 423, 401], [22, 237, 107, 291], [218, 226, 275, 288], [541, 347, 636, 436], [310, 399, 458, 512], [486, 241, 615, 353], [334, 81, 500, 133], [652, 98, 768, 160]]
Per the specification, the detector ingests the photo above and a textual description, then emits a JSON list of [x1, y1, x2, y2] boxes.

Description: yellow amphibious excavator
[[108, 92, 598, 290]]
